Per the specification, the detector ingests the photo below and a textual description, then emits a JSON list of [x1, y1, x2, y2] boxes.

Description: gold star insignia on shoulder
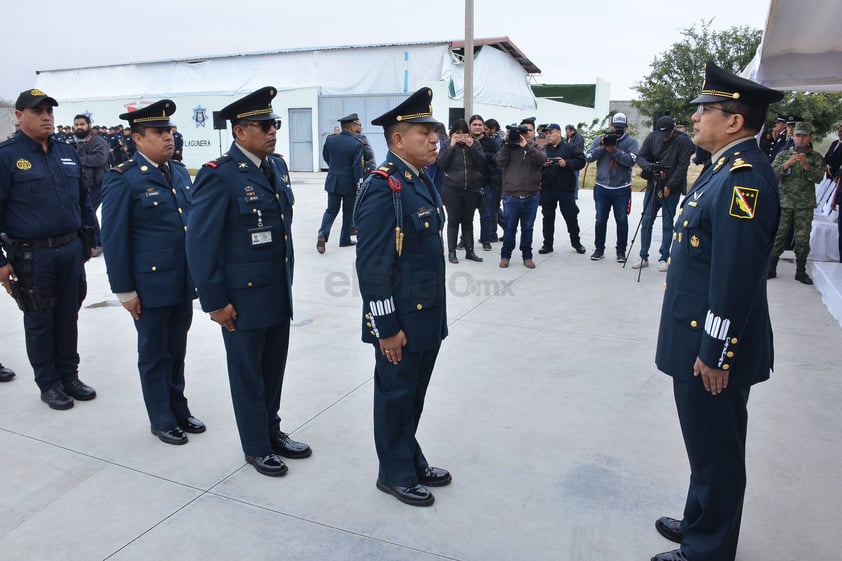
[[239, 162, 248, 168], [404, 171, 413, 180], [730, 158, 753, 173]]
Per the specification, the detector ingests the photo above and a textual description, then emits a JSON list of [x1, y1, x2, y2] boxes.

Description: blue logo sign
[[193, 106, 208, 128]]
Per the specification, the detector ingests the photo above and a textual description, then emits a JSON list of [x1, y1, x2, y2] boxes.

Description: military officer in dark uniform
[[316, 113, 363, 253], [354, 87, 451, 507], [651, 63, 783, 561], [186, 86, 310, 476], [101, 100, 205, 445], [172, 125, 184, 162], [0, 89, 98, 410], [354, 119, 377, 176]]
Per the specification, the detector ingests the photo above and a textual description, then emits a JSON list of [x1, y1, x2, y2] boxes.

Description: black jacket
[[636, 130, 695, 194], [541, 142, 585, 192], [437, 140, 486, 191]]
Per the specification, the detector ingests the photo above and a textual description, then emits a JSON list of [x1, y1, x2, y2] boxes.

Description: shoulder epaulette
[[270, 152, 285, 159], [203, 153, 231, 168], [171, 160, 186, 168], [371, 162, 398, 178], [729, 154, 753, 173], [110, 159, 137, 174], [0, 137, 18, 149]]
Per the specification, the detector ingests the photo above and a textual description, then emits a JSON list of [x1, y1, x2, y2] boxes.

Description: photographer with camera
[[538, 124, 587, 255], [584, 112, 640, 262], [769, 121, 824, 284], [495, 118, 545, 268], [437, 119, 487, 263], [632, 116, 694, 271]]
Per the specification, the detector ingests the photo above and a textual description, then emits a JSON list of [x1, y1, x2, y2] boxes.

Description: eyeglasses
[[695, 104, 736, 116], [241, 119, 282, 132]]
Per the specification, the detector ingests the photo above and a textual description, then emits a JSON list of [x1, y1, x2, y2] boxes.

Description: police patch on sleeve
[[729, 186, 758, 220]]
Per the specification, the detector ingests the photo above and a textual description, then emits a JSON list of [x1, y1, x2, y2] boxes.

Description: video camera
[[601, 126, 626, 147], [506, 124, 530, 145]]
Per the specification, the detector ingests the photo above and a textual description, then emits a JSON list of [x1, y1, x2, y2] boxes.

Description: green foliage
[[769, 91, 842, 137], [633, 19, 762, 126]]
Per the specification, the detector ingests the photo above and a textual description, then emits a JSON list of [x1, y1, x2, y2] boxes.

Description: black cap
[[656, 116, 675, 136], [119, 99, 176, 128], [544, 123, 561, 131], [338, 113, 359, 123], [15, 88, 58, 110], [775, 113, 787, 123], [690, 62, 783, 108], [785, 114, 804, 124], [219, 86, 280, 122], [372, 87, 440, 127], [521, 116, 536, 126]]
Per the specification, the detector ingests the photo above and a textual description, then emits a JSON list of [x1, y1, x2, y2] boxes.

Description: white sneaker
[[658, 260, 668, 272], [631, 259, 648, 269]]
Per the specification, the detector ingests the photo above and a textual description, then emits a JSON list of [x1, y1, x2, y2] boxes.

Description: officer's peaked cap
[[219, 86, 280, 122], [372, 87, 440, 127], [690, 62, 783, 108], [119, 99, 176, 128]]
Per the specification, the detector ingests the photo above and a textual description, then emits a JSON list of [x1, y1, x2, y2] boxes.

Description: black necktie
[[260, 160, 274, 184], [158, 164, 172, 186]]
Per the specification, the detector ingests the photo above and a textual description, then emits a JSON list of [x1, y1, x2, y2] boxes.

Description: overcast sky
[[2, 0, 771, 103]]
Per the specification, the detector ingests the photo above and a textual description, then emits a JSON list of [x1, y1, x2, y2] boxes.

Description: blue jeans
[[501, 193, 539, 260], [593, 184, 631, 252], [639, 188, 680, 261]]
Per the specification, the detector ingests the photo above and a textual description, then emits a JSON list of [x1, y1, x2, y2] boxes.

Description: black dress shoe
[[655, 516, 683, 544], [448, 250, 459, 264], [270, 431, 312, 459], [0, 363, 15, 382], [376, 480, 434, 506], [538, 245, 553, 254], [339, 240, 357, 247], [41, 386, 74, 410], [573, 243, 587, 254], [316, 235, 326, 254], [178, 416, 206, 434], [417, 466, 452, 487], [651, 549, 688, 561], [245, 453, 288, 476], [62, 379, 96, 401], [151, 427, 188, 445]]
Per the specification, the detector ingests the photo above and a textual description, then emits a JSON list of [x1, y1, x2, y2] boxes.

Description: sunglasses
[[241, 119, 283, 132]]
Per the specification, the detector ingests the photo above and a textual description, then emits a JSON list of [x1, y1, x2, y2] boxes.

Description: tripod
[[625, 179, 675, 282]]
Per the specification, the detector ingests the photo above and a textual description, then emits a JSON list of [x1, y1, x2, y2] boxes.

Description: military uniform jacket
[[0, 133, 97, 266], [656, 139, 778, 385], [101, 157, 195, 308], [771, 147, 824, 209], [323, 131, 363, 196], [186, 143, 294, 330], [354, 152, 448, 351]]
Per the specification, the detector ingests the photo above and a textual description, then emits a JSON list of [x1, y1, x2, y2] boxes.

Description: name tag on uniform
[[417, 208, 433, 218], [249, 226, 273, 247], [145, 190, 160, 198], [245, 193, 260, 203]]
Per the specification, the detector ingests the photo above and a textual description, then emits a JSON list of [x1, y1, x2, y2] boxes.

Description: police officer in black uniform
[[354, 87, 451, 507], [0, 89, 98, 410], [651, 62, 783, 561], [186, 86, 310, 476], [101, 99, 205, 445], [172, 125, 184, 162], [316, 113, 363, 253]]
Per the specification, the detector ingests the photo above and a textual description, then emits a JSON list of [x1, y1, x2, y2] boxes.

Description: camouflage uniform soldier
[[769, 121, 824, 284]]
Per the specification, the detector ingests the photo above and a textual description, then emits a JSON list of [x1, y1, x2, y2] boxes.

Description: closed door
[[288, 108, 313, 172]]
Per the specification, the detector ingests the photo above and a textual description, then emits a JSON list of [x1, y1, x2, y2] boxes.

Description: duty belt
[[14, 230, 78, 249]]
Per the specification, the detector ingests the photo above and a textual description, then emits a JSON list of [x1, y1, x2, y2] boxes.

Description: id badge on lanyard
[[249, 209, 273, 247]]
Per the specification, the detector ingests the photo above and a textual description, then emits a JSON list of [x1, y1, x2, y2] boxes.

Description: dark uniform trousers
[[540, 189, 581, 248], [221, 318, 290, 457], [23, 237, 86, 390], [319, 192, 355, 245], [373, 345, 439, 487], [134, 299, 193, 430], [674, 379, 750, 561]]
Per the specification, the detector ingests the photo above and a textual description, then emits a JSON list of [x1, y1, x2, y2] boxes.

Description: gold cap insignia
[[16, 158, 32, 171], [30, 89, 47, 97]]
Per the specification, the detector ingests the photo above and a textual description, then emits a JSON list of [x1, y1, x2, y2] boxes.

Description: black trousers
[[221, 321, 290, 457], [372, 345, 439, 487], [134, 299, 193, 431], [540, 189, 581, 248], [673, 378, 751, 561], [442, 186, 481, 251]]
